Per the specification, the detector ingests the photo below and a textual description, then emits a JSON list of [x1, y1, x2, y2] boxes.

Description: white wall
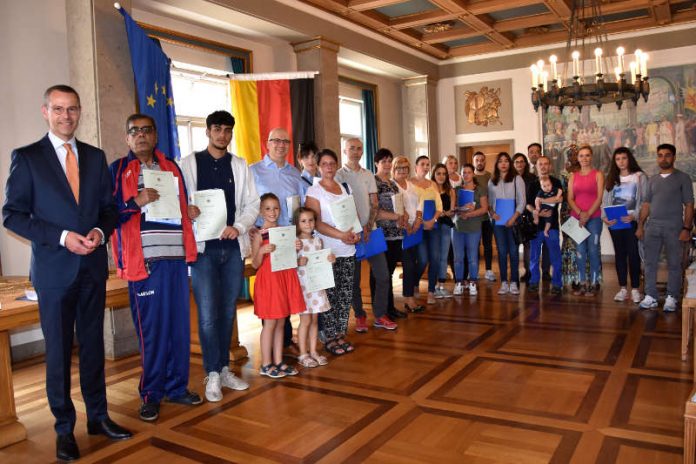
[[0, 0, 70, 276], [438, 43, 696, 255]]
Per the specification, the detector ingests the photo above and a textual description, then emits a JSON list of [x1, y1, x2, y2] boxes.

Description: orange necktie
[[63, 143, 79, 203]]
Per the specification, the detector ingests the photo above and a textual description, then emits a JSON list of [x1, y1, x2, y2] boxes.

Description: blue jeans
[[529, 229, 562, 287], [576, 216, 602, 285], [452, 229, 481, 281], [436, 224, 453, 281], [493, 225, 519, 283], [190, 241, 243, 374], [419, 229, 441, 292]]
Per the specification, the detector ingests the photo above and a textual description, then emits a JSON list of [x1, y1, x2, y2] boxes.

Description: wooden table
[[685, 385, 696, 464], [0, 278, 130, 449]]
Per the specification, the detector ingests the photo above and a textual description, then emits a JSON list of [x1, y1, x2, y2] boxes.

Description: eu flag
[[118, 6, 181, 160]]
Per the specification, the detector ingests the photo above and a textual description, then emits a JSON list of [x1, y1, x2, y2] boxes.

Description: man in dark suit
[[3, 85, 131, 461]]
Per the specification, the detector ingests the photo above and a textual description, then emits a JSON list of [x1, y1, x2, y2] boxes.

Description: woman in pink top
[[567, 145, 605, 296]]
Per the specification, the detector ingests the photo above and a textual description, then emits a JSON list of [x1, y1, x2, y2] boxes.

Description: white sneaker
[[631, 289, 642, 304], [664, 295, 678, 313], [614, 288, 627, 302], [453, 282, 464, 295], [469, 282, 478, 296], [220, 366, 249, 391], [498, 282, 509, 295], [485, 270, 496, 282], [204, 371, 222, 402], [638, 295, 658, 310], [440, 286, 453, 298], [434, 288, 446, 299], [509, 282, 520, 295]]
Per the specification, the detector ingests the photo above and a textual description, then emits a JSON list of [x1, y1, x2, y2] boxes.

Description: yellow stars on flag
[[146, 94, 156, 108], [147, 81, 172, 108]]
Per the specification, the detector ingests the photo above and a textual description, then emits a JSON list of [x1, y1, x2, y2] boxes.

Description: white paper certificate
[[193, 189, 227, 242], [268, 226, 297, 272], [561, 217, 591, 244], [329, 195, 363, 233], [302, 248, 335, 293], [142, 170, 182, 219], [391, 193, 404, 215]]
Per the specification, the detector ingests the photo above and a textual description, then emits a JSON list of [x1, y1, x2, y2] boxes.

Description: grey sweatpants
[[644, 223, 684, 299]]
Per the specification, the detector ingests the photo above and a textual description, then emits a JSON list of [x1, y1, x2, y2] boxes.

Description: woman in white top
[[305, 149, 360, 356], [392, 155, 424, 313], [445, 154, 462, 188]]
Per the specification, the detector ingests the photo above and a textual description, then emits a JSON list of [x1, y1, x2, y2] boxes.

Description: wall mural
[[541, 62, 696, 178]]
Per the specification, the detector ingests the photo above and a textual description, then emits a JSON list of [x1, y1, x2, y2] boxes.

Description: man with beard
[[473, 152, 495, 282], [637, 143, 694, 312]]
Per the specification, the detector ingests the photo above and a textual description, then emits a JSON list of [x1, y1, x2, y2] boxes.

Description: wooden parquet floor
[[2, 266, 691, 463]]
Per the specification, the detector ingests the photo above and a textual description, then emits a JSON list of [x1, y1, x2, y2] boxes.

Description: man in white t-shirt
[[335, 138, 397, 332]]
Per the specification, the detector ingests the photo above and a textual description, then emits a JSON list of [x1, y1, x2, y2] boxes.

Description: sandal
[[405, 303, 425, 313], [260, 364, 285, 379], [337, 339, 355, 353], [311, 353, 328, 366], [298, 354, 318, 368], [276, 363, 298, 376], [325, 340, 346, 356]]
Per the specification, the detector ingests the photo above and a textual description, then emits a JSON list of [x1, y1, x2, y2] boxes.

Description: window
[[171, 67, 231, 157], [339, 96, 365, 166]]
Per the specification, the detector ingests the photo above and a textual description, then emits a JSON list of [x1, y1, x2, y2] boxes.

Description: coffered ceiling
[[299, 0, 696, 59]]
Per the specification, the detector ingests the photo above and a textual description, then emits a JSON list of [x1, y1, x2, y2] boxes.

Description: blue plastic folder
[[603, 205, 631, 230], [402, 226, 423, 250], [457, 189, 474, 207], [355, 227, 388, 261], [423, 200, 436, 221], [495, 198, 515, 225]]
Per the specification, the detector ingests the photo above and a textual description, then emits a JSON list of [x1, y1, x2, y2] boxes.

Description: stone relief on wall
[[455, 79, 513, 134]]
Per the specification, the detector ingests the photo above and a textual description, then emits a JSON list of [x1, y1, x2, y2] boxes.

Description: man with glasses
[[250, 128, 304, 357], [3, 85, 131, 461], [109, 114, 201, 423], [181, 111, 258, 402]]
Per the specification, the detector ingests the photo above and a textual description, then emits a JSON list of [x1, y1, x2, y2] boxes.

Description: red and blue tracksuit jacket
[[109, 149, 197, 282]]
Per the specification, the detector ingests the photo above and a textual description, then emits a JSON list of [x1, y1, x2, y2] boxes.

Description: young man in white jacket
[[180, 110, 259, 402]]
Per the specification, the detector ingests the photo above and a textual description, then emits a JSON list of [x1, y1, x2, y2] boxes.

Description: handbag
[[511, 178, 538, 245]]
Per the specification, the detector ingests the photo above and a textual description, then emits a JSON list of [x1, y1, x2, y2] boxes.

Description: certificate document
[[391, 193, 404, 215], [561, 217, 591, 244], [302, 248, 335, 293], [193, 189, 227, 242], [329, 195, 363, 233], [142, 170, 181, 219], [268, 226, 298, 272]]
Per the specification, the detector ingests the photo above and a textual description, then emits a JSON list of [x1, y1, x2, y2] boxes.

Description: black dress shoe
[[388, 309, 408, 319], [87, 417, 132, 440], [56, 433, 80, 462]]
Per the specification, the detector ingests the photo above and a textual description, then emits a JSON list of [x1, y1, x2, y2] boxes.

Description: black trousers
[[481, 220, 494, 270], [610, 223, 641, 287], [36, 267, 108, 434]]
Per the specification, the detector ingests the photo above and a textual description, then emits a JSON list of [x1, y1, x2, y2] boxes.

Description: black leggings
[[609, 222, 641, 288]]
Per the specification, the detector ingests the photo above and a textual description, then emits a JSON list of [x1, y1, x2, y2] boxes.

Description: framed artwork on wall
[[455, 79, 514, 134]]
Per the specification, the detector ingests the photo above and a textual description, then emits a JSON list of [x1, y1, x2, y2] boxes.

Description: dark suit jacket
[[3, 134, 118, 288]]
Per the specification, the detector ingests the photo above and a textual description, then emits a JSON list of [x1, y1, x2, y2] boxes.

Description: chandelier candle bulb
[[541, 71, 549, 89], [640, 54, 648, 77], [616, 47, 625, 73], [630, 61, 637, 83], [549, 55, 558, 82], [572, 51, 580, 77], [594, 48, 603, 75], [614, 67, 621, 82], [531, 64, 539, 87]]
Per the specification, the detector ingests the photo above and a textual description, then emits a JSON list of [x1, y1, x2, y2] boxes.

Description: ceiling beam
[[348, 0, 405, 12], [448, 41, 505, 57], [466, 0, 543, 16], [542, 0, 572, 19], [429, 0, 515, 48], [390, 10, 457, 29], [650, 0, 672, 25], [422, 27, 480, 44]]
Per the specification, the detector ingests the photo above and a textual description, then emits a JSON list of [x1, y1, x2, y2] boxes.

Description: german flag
[[230, 75, 315, 165]]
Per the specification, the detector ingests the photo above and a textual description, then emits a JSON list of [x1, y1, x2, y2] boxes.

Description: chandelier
[[530, 0, 650, 112]]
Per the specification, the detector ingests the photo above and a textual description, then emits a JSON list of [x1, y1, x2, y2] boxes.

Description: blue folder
[[457, 189, 474, 207], [423, 199, 436, 221], [495, 198, 515, 225], [603, 205, 631, 230], [402, 226, 423, 250], [355, 227, 388, 261]]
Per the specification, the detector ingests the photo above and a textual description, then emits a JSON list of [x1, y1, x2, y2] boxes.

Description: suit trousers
[[36, 264, 108, 434]]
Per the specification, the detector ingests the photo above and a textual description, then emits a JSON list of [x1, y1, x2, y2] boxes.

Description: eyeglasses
[[49, 106, 80, 115], [127, 125, 155, 136], [268, 138, 291, 145], [395, 166, 409, 171]]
